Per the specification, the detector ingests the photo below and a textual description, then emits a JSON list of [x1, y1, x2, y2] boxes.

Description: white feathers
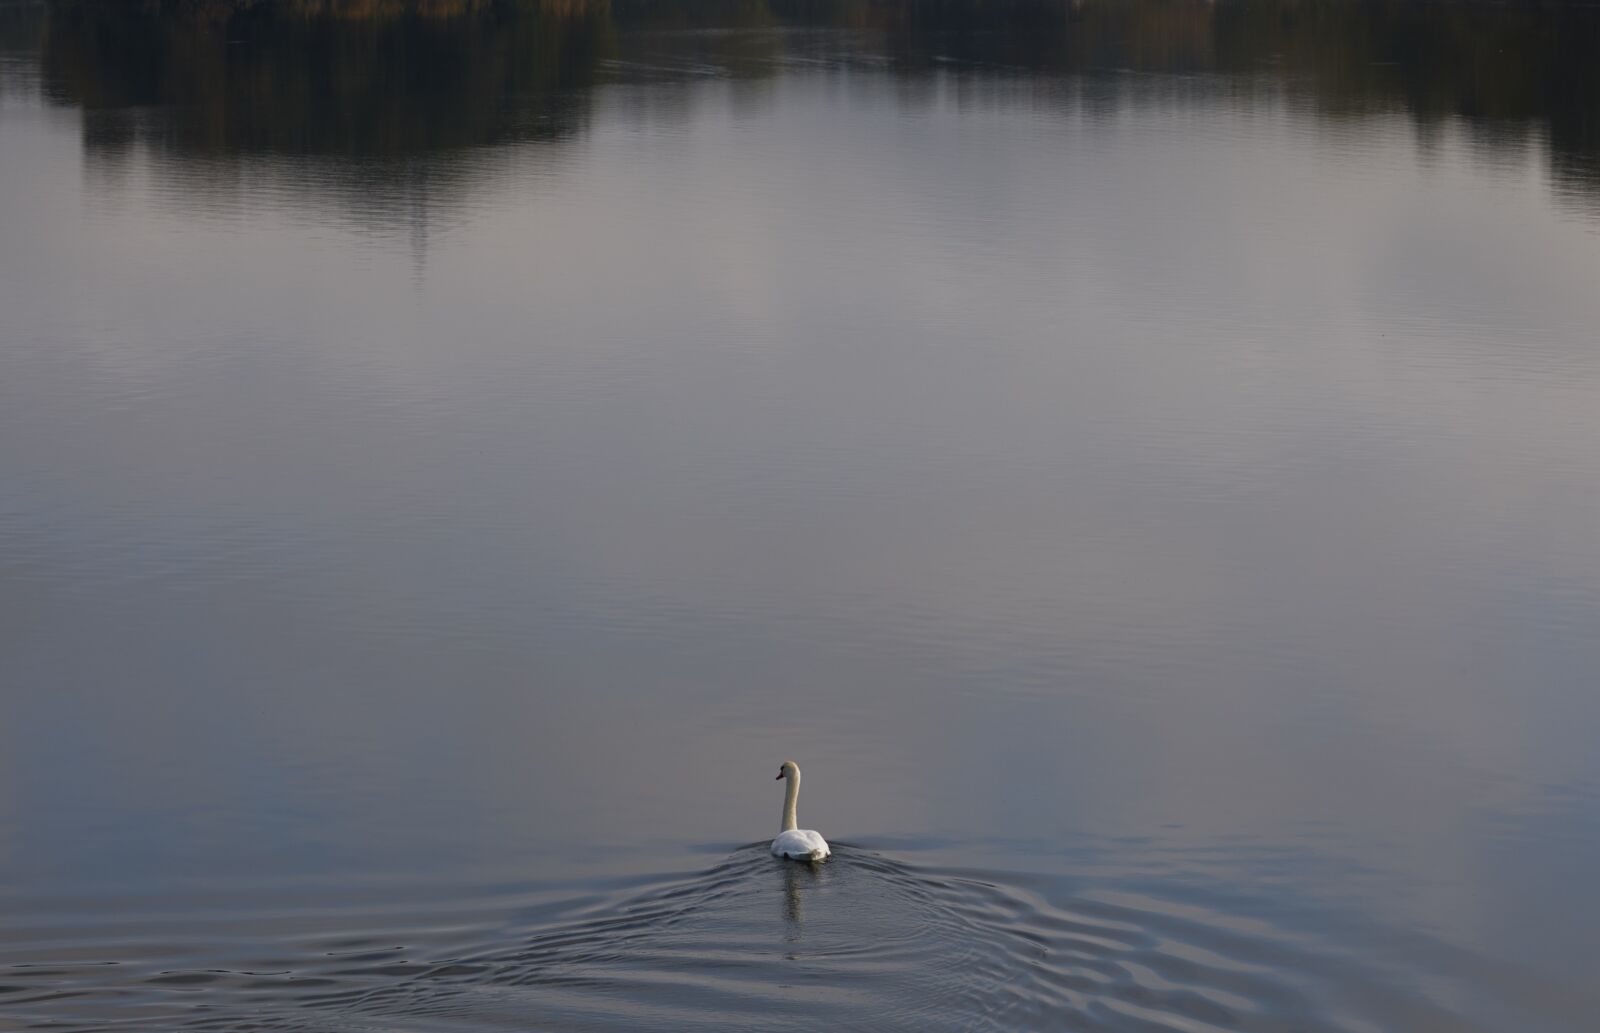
[[771, 760, 830, 861], [771, 828, 830, 862]]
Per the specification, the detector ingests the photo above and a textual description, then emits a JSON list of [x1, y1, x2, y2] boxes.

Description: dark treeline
[[16, 0, 1600, 202], [35, 1, 614, 153]]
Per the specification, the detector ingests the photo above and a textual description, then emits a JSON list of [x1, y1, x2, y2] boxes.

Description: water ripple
[[0, 847, 1520, 1032]]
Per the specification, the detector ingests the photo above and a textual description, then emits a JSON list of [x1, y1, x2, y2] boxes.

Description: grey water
[[2, 1, 1599, 1029]]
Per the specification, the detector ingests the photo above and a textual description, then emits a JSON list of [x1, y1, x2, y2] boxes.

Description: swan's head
[[776, 760, 799, 781]]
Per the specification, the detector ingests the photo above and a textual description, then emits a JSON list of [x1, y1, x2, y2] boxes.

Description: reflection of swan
[[782, 859, 809, 933], [771, 760, 831, 861]]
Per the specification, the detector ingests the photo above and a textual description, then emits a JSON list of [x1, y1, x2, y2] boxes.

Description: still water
[[2, 1, 1599, 1029]]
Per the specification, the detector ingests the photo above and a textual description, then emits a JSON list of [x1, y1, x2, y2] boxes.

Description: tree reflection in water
[[11, 1, 1598, 230]]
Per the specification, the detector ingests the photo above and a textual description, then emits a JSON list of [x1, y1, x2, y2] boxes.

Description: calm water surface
[[2, 1, 1599, 1029]]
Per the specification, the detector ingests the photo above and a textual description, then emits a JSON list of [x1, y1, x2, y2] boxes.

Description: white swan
[[771, 760, 830, 861]]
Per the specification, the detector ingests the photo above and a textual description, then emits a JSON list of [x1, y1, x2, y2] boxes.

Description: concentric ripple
[[0, 847, 1498, 1032]]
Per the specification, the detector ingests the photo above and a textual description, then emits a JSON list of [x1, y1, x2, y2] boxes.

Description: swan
[[771, 760, 830, 862]]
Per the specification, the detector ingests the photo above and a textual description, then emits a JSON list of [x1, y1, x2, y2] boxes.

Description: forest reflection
[[13, 0, 1600, 218]]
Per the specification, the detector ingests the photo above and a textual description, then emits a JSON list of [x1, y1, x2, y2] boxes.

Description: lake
[[1, 1, 1598, 1029]]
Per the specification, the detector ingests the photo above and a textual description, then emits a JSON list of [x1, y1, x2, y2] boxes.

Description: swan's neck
[[781, 772, 799, 832]]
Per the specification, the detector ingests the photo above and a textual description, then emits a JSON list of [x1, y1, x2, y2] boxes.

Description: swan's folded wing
[[771, 829, 830, 860]]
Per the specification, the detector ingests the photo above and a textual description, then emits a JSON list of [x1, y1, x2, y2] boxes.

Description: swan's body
[[771, 760, 830, 862], [771, 828, 830, 861]]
